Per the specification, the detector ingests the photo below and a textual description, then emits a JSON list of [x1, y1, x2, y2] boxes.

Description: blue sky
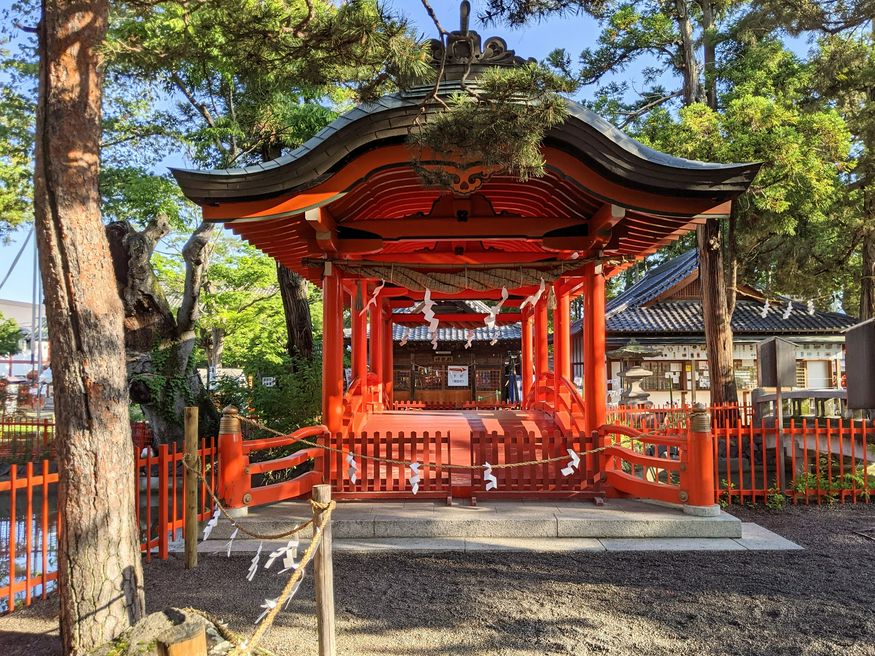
[[0, 0, 813, 304]]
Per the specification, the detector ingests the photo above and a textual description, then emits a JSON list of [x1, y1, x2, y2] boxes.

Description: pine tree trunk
[[698, 220, 738, 406], [862, 225, 875, 321], [277, 263, 314, 359], [675, 0, 702, 105], [33, 2, 145, 652]]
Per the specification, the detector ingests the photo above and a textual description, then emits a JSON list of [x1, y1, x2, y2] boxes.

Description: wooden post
[[381, 303, 394, 406], [371, 298, 383, 405], [157, 622, 207, 656], [535, 298, 549, 380], [184, 406, 199, 570], [312, 484, 336, 656], [683, 403, 719, 515], [583, 263, 607, 433]]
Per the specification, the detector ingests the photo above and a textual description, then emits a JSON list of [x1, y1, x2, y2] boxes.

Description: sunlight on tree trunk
[[698, 219, 738, 406], [278, 263, 314, 360], [34, 1, 145, 652]]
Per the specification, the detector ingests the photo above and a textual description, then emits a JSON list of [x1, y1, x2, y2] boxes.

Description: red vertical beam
[[353, 281, 368, 396], [371, 296, 383, 406], [322, 266, 344, 439], [556, 284, 571, 381], [535, 298, 549, 380], [584, 263, 607, 433], [521, 311, 533, 403], [381, 302, 394, 405]]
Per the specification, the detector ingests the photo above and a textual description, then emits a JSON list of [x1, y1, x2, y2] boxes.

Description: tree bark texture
[[698, 220, 739, 406], [33, 2, 145, 653], [676, 0, 703, 105], [862, 224, 875, 320], [700, 0, 718, 110], [278, 263, 314, 359], [106, 219, 218, 444]]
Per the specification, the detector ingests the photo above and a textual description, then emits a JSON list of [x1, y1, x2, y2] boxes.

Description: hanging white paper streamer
[[202, 507, 220, 541], [520, 278, 546, 310], [484, 287, 509, 330], [783, 300, 793, 319], [482, 462, 498, 491], [400, 326, 411, 347], [490, 330, 498, 346], [255, 597, 279, 624], [560, 448, 581, 477], [431, 331, 439, 350], [408, 462, 421, 495], [246, 542, 263, 582], [265, 539, 299, 570], [278, 542, 301, 574], [807, 299, 815, 315], [760, 298, 770, 318], [362, 280, 386, 315], [464, 329, 475, 349], [347, 452, 359, 484], [422, 288, 436, 327], [225, 528, 239, 557], [284, 568, 305, 606]]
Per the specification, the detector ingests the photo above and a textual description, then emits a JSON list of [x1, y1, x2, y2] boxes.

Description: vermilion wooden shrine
[[174, 9, 758, 507]]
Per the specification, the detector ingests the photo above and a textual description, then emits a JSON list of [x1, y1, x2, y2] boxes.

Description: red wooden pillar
[[583, 263, 607, 432], [521, 310, 533, 403], [553, 282, 571, 383], [535, 297, 549, 381], [352, 281, 368, 392], [381, 302, 394, 406], [371, 295, 383, 406], [322, 266, 344, 438]]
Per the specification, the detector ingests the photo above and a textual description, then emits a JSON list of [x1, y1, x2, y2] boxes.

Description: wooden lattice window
[[475, 368, 500, 391], [393, 367, 411, 393], [415, 365, 445, 390]]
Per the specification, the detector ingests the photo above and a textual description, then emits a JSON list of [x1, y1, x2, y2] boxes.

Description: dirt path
[[2, 505, 873, 655]]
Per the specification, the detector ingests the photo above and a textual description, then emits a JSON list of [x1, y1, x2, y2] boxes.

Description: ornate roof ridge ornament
[[429, 1, 534, 79]]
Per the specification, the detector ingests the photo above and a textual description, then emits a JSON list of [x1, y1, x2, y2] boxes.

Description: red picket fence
[[0, 418, 54, 463], [1, 440, 217, 615], [0, 418, 153, 463], [391, 400, 521, 411]]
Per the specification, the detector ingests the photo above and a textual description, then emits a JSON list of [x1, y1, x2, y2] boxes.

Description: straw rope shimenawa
[[225, 406, 695, 471]]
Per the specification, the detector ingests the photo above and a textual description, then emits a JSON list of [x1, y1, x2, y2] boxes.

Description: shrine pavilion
[[174, 6, 759, 502]]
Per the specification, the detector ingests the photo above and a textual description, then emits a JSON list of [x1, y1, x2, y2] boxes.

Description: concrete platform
[[180, 523, 800, 554], [205, 499, 743, 541]]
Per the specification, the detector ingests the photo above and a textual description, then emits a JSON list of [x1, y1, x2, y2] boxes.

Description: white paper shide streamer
[[760, 298, 770, 319], [265, 539, 299, 571], [362, 280, 386, 315], [482, 461, 498, 491], [202, 507, 220, 541], [807, 299, 815, 316], [520, 278, 546, 310], [347, 452, 359, 484], [400, 326, 411, 347], [560, 448, 581, 477], [422, 288, 440, 349], [465, 328, 475, 349], [225, 528, 239, 557], [255, 597, 278, 625], [484, 287, 508, 330], [408, 462, 421, 495], [783, 300, 793, 319], [246, 542, 263, 582]]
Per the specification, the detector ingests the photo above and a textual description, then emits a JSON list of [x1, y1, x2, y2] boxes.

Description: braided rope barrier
[[231, 408, 691, 472]]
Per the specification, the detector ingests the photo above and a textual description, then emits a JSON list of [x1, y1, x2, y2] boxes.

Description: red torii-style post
[[583, 263, 607, 433], [520, 310, 533, 403]]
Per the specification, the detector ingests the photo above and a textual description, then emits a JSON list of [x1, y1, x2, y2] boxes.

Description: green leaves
[[0, 312, 23, 356], [413, 63, 574, 182]]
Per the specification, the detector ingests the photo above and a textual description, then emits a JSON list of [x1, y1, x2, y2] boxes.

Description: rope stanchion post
[[184, 406, 199, 570], [683, 403, 720, 517], [312, 484, 337, 656], [219, 406, 250, 517]]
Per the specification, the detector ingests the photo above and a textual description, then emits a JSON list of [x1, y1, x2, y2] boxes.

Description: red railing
[[391, 400, 521, 411], [218, 424, 327, 511], [2, 441, 217, 615], [330, 431, 452, 497], [1, 419, 153, 463]]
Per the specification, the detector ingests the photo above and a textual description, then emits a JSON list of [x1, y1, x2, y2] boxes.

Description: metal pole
[[312, 484, 336, 656], [184, 407, 199, 569]]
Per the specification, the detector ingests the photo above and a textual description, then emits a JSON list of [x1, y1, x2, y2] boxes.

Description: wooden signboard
[[846, 319, 875, 410]]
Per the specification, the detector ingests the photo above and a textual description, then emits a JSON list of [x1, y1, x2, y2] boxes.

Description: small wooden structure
[[173, 6, 758, 505]]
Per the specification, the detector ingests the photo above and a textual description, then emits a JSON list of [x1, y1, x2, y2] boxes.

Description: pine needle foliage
[[412, 63, 574, 184]]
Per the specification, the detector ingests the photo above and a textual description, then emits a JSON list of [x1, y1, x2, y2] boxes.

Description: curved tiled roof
[[171, 85, 759, 204], [573, 249, 857, 336]]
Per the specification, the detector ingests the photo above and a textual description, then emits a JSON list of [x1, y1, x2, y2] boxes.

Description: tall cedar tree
[[483, 0, 739, 404], [33, 0, 145, 652]]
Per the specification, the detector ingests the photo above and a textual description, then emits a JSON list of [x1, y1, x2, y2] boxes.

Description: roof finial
[[460, 0, 470, 34]]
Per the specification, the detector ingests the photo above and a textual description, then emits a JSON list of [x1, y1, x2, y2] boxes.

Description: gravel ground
[[2, 504, 874, 656]]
